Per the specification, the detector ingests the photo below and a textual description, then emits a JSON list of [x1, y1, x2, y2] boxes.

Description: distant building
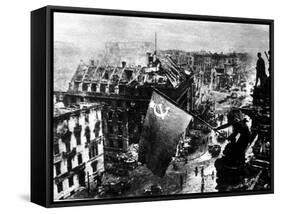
[[53, 103, 104, 200], [191, 52, 248, 91], [104, 41, 154, 66]]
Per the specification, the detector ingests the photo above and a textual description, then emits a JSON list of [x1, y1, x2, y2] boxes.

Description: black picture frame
[[31, 5, 274, 208]]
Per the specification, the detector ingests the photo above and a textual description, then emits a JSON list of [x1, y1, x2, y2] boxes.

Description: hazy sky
[[54, 12, 269, 56]]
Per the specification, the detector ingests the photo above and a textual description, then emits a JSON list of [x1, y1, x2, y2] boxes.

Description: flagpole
[[187, 112, 227, 140]]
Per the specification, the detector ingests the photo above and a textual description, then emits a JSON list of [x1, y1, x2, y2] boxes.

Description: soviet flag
[[138, 90, 193, 177]]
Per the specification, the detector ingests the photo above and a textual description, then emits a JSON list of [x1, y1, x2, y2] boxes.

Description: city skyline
[[54, 12, 269, 55], [54, 12, 270, 91]]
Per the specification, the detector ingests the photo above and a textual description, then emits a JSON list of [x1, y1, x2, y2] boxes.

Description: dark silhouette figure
[[255, 52, 267, 88], [215, 110, 251, 167], [214, 110, 252, 192]]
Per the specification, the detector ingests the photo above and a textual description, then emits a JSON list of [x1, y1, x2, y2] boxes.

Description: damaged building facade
[[157, 50, 249, 95], [53, 103, 104, 200], [64, 42, 195, 168], [192, 51, 248, 91]]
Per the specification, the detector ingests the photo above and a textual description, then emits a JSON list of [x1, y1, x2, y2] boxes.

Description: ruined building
[[53, 103, 104, 200], [63, 42, 195, 167]]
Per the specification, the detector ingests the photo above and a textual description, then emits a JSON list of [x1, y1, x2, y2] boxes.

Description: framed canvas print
[[31, 5, 274, 207]]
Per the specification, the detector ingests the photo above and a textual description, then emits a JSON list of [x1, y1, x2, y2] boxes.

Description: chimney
[[121, 61, 126, 68], [155, 32, 157, 56]]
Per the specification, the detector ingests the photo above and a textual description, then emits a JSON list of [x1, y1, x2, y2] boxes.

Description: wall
[[0, 0, 280, 213]]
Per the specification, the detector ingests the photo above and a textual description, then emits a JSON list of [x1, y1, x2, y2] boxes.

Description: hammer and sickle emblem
[[152, 103, 170, 120]]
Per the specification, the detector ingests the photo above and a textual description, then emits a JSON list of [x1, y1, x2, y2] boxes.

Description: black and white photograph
[[52, 11, 272, 202], [1, 0, 281, 212]]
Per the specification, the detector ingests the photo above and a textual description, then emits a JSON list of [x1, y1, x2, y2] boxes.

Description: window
[[91, 161, 98, 173], [54, 143, 59, 155], [91, 84, 96, 92], [109, 85, 115, 93], [65, 141, 71, 152], [61, 130, 71, 145], [108, 111, 113, 121], [117, 112, 123, 122], [85, 114, 89, 123], [55, 162, 61, 176], [118, 139, 123, 149], [74, 124, 82, 145], [68, 176, 74, 187], [57, 182, 63, 193], [78, 154, 83, 165], [85, 126, 91, 143], [100, 84, 106, 93], [104, 72, 109, 80], [74, 82, 80, 91], [67, 158, 72, 171], [82, 83, 88, 91], [94, 142, 98, 156], [94, 121, 101, 137], [89, 149, 92, 159]]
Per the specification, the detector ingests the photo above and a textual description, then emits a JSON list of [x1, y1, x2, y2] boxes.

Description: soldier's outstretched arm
[[214, 122, 232, 131]]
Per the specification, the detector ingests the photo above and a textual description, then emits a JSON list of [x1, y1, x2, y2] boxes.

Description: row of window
[[56, 160, 98, 194], [57, 176, 74, 193], [82, 83, 125, 94], [55, 143, 100, 178], [55, 153, 83, 176], [54, 124, 94, 155]]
